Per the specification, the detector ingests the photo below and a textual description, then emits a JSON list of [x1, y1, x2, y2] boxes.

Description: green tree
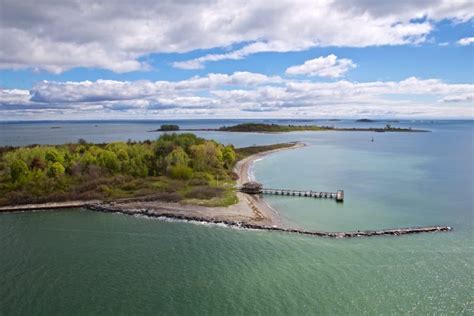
[[45, 149, 62, 163], [80, 152, 96, 166], [97, 150, 120, 172], [190, 142, 223, 171], [222, 145, 236, 169], [165, 147, 190, 167], [9, 160, 29, 182], [47, 162, 65, 178]]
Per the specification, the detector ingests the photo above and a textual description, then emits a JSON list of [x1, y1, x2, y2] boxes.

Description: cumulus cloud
[[0, 0, 472, 72], [1, 73, 473, 119], [28, 72, 282, 103], [285, 55, 356, 78], [457, 37, 474, 46]]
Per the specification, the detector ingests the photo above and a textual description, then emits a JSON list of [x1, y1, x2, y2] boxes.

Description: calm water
[[0, 120, 473, 314]]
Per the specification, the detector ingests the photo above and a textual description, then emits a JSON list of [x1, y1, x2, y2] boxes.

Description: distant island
[[157, 124, 180, 131], [151, 123, 428, 133], [355, 119, 376, 122]]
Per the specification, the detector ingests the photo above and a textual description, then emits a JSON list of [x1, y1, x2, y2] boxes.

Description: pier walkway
[[239, 182, 344, 202], [261, 188, 344, 202]]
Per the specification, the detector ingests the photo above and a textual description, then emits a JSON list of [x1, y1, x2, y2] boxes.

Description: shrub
[[188, 178, 208, 186], [167, 165, 193, 180]]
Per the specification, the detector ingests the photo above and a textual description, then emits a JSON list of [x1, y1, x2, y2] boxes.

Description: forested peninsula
[[0, 133, 293, 207]]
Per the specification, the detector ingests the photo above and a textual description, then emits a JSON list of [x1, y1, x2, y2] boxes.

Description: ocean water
[[0, 120, 472, 314]]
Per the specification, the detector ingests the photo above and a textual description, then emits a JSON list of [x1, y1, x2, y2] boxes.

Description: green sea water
[[0, 120, 472, 314]]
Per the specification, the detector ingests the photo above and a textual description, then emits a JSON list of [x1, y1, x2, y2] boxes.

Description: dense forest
[[0, 134, 239, 206]]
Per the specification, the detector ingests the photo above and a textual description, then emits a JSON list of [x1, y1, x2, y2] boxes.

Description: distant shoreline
[[150, 127, 430, 133], [150, 123, 430, 133]]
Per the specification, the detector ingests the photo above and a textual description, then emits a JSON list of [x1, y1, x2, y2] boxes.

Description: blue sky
[[0, 0, 473, 120]]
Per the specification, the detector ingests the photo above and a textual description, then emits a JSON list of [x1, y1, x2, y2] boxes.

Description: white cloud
[[0, 0, 472, 72], [28, 72, 282, 103], [457, 37, 474, 46], [1, 73, 473, 119], [285, 55, 356, 78]]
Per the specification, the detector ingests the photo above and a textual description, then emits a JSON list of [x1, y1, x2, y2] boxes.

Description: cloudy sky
[[0, 0, 473, 120]]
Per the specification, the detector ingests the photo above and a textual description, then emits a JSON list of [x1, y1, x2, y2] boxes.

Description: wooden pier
[[261, 188, 344, 202], [239, 182, 344, 202]]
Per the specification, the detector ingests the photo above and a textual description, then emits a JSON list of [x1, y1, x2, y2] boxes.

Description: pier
[[239, 181, 344, 202], [261, 188, 344, 202]]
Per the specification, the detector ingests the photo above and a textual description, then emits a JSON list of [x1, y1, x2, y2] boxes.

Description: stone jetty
[[85, 203, 452, 239]]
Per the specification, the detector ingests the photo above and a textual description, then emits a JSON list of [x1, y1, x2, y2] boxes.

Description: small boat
[[371, 137, 374, 142]]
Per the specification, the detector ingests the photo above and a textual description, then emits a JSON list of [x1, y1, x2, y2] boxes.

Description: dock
[[239, 181, 344, 202], [261, 188, 344, 202]]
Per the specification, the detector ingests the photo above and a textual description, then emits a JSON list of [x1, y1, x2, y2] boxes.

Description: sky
[[0, 0, 473, 120]]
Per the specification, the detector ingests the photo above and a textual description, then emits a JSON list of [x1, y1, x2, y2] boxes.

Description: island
[[150, 123, 429, 133], [157, 124, 180, 131], [0, 133, 295, 208]]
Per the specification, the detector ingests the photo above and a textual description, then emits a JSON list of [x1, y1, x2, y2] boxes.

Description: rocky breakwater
[[85, 202, 452, 238]]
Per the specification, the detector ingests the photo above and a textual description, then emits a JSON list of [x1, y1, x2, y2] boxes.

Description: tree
[[190, 141, 223, 171], [97, 150, 120, 172], [9, 160, 29, 182], [222, 146, 236, 169], [47, 162, 65, 178], [30, 157, 46, 170], [165, 148, 190, 167], [80, 152, 96, 166], [45, 149, 62, 163]]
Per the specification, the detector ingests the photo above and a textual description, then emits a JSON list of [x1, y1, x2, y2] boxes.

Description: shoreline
[[0, 142, 453, 238], [149, 128, 430, 133]]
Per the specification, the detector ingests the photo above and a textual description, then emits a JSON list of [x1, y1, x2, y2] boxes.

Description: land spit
[[0, 142, 452, 238]]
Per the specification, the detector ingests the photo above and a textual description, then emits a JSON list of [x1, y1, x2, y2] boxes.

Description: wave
[[133, 213, 250, 231], [247, 157, 265, 181]]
